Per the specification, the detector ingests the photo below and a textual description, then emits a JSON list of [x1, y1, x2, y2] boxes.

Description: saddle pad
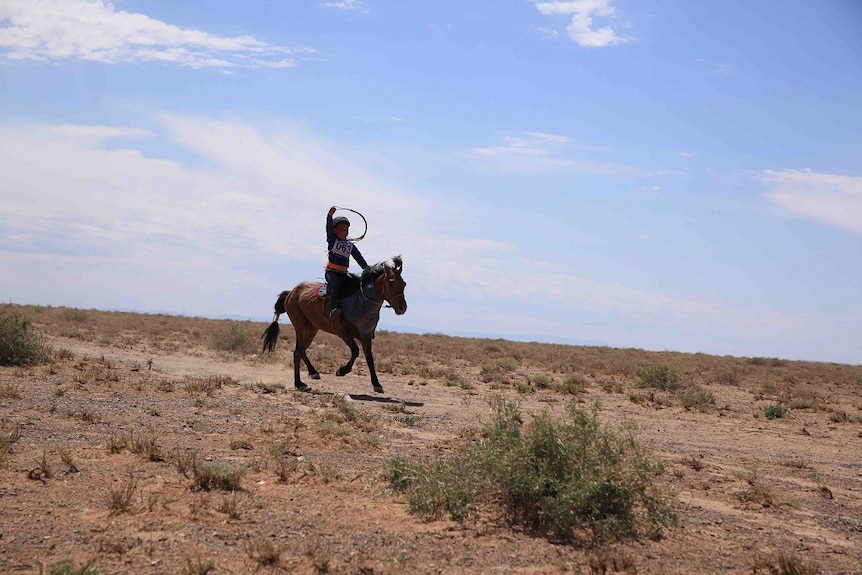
[[315, 284, 327, 299]]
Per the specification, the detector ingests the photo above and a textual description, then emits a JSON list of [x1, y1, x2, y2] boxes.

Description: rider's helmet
[[332, 216, 350, 228]]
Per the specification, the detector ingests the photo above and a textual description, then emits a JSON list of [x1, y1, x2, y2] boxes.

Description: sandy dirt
[[1, 312, 861, 575]]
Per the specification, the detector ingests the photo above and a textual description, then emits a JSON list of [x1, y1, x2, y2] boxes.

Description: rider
[[325, 206, 369, 319]]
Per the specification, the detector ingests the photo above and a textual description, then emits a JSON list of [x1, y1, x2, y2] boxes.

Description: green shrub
[[677, 385, 716, 412], [764, 404, 786, 420], [387, 398, 676, 543], [0, 306, 50, 366], [636, 364, 680, 391]]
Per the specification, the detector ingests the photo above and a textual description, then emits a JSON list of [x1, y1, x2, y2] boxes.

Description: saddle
[[316, 273, 362, 299]]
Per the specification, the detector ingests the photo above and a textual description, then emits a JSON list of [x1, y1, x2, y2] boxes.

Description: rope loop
[[333, 206, 368, 242]]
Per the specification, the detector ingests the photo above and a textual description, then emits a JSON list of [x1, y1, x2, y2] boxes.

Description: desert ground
[[1, 304, 861, 575]]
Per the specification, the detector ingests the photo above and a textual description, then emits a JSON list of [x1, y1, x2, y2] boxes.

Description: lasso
[[332, 206, 368, 242]]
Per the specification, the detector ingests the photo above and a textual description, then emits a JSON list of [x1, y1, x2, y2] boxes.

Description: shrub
[[0, 306, 50, 366], [764, 404, 786, 420], [209, 322, 258, 354], [677, 385, 716, 412], [636, 364, 681, 390], [553, 373, 587, 395], [388, 398, 676, 543]]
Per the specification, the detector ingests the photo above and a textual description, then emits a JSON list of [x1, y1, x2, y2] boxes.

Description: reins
[[361, 268, 403, 310]]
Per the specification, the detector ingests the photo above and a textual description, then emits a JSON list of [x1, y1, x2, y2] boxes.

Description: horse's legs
[[295, 346, 320, 380], [359, 338, 383, 393], [335, 331, 360, 378], [293, 323, 319, 391]]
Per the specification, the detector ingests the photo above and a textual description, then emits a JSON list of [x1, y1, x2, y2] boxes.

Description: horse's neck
[[360, 276, 385, 304]]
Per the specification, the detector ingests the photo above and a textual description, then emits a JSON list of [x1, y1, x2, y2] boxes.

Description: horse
[[261, 256, 407, 394]]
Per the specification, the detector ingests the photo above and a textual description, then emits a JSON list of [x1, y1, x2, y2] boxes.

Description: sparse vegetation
[[184, 374, 234, 396], [2, 304, 861, 573], [388, 398, 676, 544]]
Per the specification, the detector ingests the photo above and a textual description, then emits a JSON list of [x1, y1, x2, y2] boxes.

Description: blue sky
[[1, 0, 860, 364]]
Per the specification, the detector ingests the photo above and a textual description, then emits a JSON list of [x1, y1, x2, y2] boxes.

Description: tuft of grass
[[59, 449, 79, 473], [184, 374, 234, 396], [0, 306, 51, 366], [217, 492, 242, 520], [173, 448, 200, 477], [183, 557, 216, 575], [245, 538, 281, 567], [40, 559, 99, 575], [636, 364, 681, 391], [193, 461, 248, 491], [127, 431, 164, 461], [0, 382, 22, 399], [753, 552, 819, 575], [388, 398, 676, 544], [0, 425, 22, 463], [108, 471, 138, 515], [737, 467, 773, 507]]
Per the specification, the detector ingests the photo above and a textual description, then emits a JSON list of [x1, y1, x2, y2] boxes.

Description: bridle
[[363, 266, 405, 310]]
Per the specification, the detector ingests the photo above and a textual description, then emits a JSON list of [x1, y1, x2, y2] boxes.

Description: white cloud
[[320, 0, 368, 11], [470, 133, 575, 171], [468, 132, 636, 176], [533, 0, 630, 47], [760, 168, 862, 237], [0, 0, 308, 68]]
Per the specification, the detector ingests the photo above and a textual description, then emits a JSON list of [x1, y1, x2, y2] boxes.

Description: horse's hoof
[[336, 368, 349, 377], [373, 385, 384, 394], [310, 373, 321, 380], [295, 383, 311, 392]]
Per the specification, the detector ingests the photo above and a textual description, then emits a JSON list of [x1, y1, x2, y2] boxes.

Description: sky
[[1, 0, 861, 364]]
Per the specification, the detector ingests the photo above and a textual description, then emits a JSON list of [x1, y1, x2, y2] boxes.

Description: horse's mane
[[361, 255, 402, 283]]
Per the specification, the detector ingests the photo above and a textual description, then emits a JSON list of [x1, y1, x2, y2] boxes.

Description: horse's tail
[[274, 290, 289, 315], [261, 290, 290, 353], [261, 320, 280, 353]]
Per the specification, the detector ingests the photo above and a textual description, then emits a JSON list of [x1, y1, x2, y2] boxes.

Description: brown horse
[[261, 256, 407, 393]]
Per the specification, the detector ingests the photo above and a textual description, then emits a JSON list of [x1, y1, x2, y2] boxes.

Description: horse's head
[[377, 256, 407, 315]]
